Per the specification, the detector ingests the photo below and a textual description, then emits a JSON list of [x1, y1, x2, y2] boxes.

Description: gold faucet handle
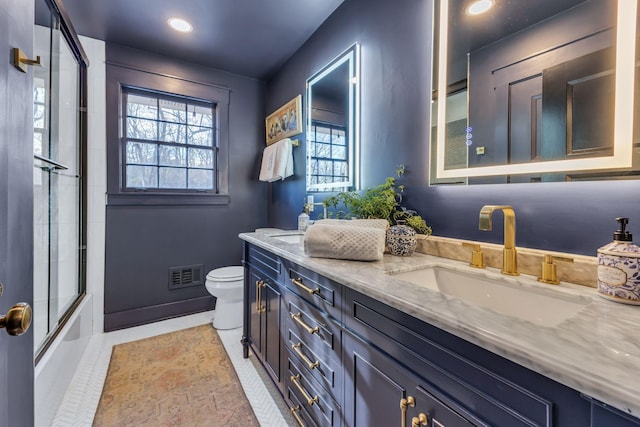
[[538, 254, 574, 285], [461, 242, 486, 268]]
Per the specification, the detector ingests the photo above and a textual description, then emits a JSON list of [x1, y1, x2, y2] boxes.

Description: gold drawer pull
[[291, 312, 319, 334], [292, 277, 319, 295], [291, 342, 320, 369], [255, 280, 265, 313], [400, 396, 415, 427], [291, 374, 319, 406], [290, 405, 305, 427]]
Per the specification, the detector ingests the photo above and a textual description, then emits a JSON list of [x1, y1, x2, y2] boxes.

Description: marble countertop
[[239, 231, 640, 419]]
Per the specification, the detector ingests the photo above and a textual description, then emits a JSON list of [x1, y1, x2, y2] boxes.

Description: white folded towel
[[259, 138, 294, 182], [304, 224, 386, 261], [313, 218, 389, 230]]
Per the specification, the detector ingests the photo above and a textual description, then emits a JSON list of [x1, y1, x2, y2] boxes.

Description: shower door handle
[[0, 302, 32, 336]]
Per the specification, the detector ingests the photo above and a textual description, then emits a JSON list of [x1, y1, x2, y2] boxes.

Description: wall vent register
[[168, 264, 204, 289]]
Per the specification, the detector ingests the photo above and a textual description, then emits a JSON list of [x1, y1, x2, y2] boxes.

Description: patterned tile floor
[[50, 311, 293, 426]]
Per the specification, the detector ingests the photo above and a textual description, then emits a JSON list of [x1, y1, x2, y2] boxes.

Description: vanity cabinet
[[241, 241, 640, 427], [243, 244, 285, 391]]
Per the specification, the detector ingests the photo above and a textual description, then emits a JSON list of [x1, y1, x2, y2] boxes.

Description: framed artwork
[[265, 94, 302, 145]]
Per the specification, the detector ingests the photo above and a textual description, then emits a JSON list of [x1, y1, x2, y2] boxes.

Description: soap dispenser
[[597, 217, 640, 304]]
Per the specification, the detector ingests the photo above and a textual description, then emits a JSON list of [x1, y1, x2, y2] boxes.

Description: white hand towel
[[304, 224, 386, 261], [259, 138, 293, 182]]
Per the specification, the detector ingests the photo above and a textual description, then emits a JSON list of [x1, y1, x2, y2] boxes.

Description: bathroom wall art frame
[[265, 94, 303, 145]]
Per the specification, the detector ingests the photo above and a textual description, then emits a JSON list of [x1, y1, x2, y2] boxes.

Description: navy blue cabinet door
[[343, 332, 477, 427], [247, 266, 283, 387]]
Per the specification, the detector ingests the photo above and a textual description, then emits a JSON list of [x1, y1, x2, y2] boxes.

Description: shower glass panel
[[33, 0, 87, 359]]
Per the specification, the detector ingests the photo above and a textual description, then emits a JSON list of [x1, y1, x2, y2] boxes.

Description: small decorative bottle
[[597, 217, 640, 305], [297, 202, 310, 231]]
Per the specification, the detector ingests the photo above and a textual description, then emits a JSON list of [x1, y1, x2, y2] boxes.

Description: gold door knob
[[0, 302, 32, 336]]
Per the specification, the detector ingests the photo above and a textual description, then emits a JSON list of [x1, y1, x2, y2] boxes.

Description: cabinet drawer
[[286, 293, 341, 357], [586, 396, 640, 427], [285, 262, 342, 321], [287, 356, 342, 427], [245, 244, 281, 282], [287, 327, 342, 403]]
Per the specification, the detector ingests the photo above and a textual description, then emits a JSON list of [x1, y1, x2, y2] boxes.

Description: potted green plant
[[322, 165, 432, 235]]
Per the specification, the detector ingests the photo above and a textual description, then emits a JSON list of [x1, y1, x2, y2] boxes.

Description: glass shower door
[[33, 0, 87, 358]]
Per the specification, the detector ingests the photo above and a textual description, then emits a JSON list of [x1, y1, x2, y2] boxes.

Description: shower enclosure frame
[[33, 0, 88, 364]]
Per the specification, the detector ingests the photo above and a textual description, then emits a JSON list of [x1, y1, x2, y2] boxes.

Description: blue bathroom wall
[[104, 44, 268, 331], [266, 0, 640, 256]]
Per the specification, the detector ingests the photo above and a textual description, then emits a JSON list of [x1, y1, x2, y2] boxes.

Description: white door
[[0, 0, 36, 425]]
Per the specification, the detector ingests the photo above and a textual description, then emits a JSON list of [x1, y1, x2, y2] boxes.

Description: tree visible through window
[[123, 88, 217, 191]]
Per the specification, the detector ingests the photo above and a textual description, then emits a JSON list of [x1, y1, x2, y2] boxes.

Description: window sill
[[106, 192, 230, 206]]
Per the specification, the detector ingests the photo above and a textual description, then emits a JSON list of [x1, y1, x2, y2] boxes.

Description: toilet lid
[[207, 266, 244, 282]]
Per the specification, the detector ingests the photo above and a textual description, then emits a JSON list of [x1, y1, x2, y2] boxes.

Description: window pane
[[34, 104, 45, 129], [127, 94, 157, 119], [188, 148, 213, 168], [34, 84, 46, 103], [188, 126, 213, 146], [333, 129, 346, 145], [189, 105, 213, 127], [159, 145, 186, 166], [127, 118, 157, 141], [316, 128, 331, 143], [158, 122, 186, 144], [34, 132, 43, 156], [188, 169, 213, 189], [159, 167, 186, 189], [159, 99, 186, 123], [318, 160, 332, 175], [126, 165, 158, 188], [334, 162, 347, 177], [126, 142, 157, 165], [316, 142, 331, 158], [332, 145, 346, 160]]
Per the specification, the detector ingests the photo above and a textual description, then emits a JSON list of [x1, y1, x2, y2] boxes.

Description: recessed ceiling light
[[466, 0, 493, 15], [167, 17, 193, 33]]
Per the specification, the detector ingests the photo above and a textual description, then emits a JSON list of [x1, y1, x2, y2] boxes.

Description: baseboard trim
[[104, 295, 215, 332]]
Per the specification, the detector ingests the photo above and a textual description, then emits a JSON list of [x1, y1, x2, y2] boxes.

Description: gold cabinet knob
[[412, 413, 429, 427], [0, 302, 32, 336]]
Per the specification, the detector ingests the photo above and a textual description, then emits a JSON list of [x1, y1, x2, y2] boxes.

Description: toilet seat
[[206, 266, 243, 282]]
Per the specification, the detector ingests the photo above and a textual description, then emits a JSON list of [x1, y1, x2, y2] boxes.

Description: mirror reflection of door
[[431, 0, 640, 184]]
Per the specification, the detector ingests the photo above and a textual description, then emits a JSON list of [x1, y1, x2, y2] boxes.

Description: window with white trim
[[122, 88, 217, 191]]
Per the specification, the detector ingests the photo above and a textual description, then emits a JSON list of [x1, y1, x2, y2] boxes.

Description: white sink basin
[[271, 233, 304, 244], [389, 266, 591, 327]]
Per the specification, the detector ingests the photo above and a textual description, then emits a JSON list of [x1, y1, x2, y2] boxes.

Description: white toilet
[[205, 266, 244, 329]]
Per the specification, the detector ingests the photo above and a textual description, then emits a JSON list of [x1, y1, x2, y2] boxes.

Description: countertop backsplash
[[416, 235, 598, 288]]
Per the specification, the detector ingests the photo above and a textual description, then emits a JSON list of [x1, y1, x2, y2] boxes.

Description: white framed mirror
[[306, 43, 360, 192], [430, 0, 639, 184]]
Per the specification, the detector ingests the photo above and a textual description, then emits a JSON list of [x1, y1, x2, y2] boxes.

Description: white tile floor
[[50, 311, 293, 426]]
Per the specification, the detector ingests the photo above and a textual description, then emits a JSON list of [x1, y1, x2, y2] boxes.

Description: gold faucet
[[479, 205, 519, 276]]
